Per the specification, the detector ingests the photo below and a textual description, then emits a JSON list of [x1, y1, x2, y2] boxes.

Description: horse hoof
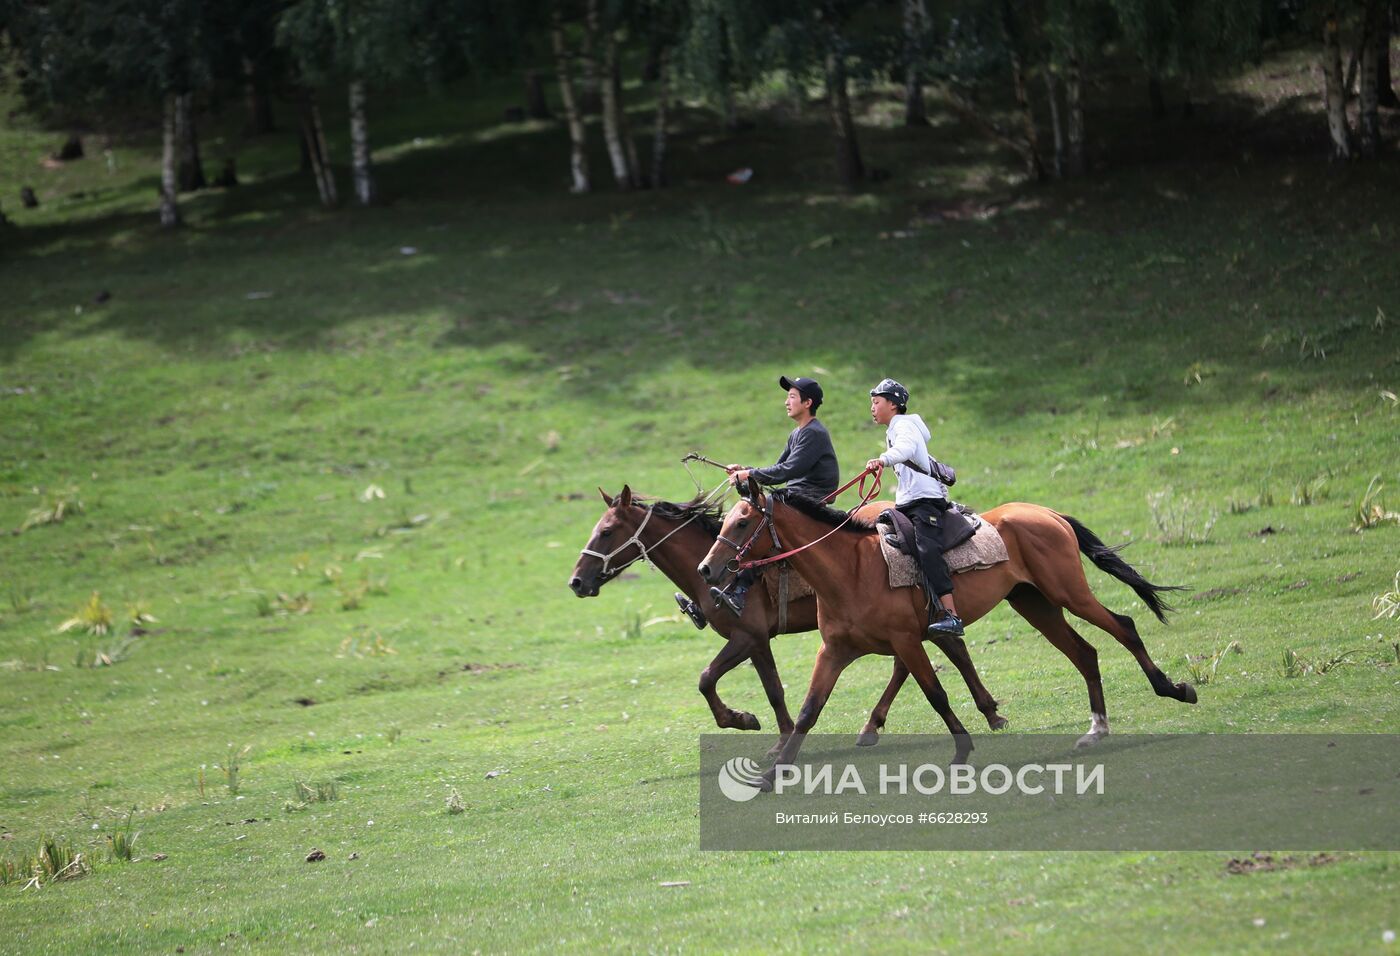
[[856, 731, 880, 747], [1075, 732, 1104, 749], [987, 714, 1010, 731], [1177, 682, 1198, 704], [758, 770, 777, 793], [732, 711, 762, 731]]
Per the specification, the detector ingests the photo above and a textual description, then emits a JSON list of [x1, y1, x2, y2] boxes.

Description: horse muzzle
[[568, 576, 600, 598]]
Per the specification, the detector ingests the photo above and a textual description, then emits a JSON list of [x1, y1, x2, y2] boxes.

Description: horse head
[[569, 484, 641, 597], [697, 489, 774, 584]]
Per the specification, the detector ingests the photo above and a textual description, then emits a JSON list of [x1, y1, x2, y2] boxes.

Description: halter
[[578, 479, 730, 584]]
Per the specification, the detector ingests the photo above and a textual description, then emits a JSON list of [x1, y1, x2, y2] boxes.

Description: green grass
[[2, 54, 1400, 953]]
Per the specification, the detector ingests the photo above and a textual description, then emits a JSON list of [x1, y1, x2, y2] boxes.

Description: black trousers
[[897, 497, 954, 598]]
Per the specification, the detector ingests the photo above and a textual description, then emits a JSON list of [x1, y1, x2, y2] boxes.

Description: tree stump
[[213, 158, 239, 188], [56, 134, 84, 161]]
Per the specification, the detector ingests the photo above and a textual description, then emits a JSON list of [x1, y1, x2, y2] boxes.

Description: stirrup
[[674, 592, 706, 630], [709, 585, 747, 617], [926, 613, 965, 638]]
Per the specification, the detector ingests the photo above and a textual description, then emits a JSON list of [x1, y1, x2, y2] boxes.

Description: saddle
[[877, 503, 979, 555], [876, 505, 1009, 591]]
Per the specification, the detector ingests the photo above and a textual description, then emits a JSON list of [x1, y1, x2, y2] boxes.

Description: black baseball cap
[[779, 375, 823, 403]]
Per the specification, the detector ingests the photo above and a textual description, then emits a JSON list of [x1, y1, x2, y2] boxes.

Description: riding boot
[[709, 583, 749, 617], [927, 610, 965, 638], [674, 592, 706, 630]]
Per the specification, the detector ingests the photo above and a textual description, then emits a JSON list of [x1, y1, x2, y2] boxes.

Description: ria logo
[[717, 756, 766, 802]]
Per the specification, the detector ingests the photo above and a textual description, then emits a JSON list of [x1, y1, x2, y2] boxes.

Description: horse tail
[[1057, 513, 1187, 624]]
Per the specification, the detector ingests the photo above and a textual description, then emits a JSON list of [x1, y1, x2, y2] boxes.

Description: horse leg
[[890, 634, 973, 764], [763, 642, 857, 787], [747, 639, 795, 759], [927, 631, 1009, 731], [857, 659, 909, 747], [1008, 584, 1109, 747], [698, 636, 762, 731], [1060, 589, 1198, 706]]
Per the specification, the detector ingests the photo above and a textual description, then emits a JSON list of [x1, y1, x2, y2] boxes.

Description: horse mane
[[772, 491, 878, 534], [634, 492, 727, 537]]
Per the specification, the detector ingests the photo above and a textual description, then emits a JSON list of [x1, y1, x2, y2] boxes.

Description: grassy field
[[2, 55, 1399, 953]]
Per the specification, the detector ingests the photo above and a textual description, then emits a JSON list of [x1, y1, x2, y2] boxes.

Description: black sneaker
[[674, 592, 706, 630], [927, 613, 965, 638], [709, 584, 748, 617]]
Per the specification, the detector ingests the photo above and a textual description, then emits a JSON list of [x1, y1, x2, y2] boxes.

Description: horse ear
[[738, 478, 755, 502], [618, 484, 633, 508], [598, 487, 614, 506]]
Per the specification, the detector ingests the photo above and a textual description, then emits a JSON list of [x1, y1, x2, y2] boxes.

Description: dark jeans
[[897, 497, 954, 598]]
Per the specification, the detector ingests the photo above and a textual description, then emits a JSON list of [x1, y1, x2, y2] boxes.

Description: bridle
[[718, 467, 883, 575]]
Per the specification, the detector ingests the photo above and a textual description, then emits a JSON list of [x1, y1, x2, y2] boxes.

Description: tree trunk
[[1379, 4, 1399, 108], [1148, 74, 1166, 118], [825, 49, 864, 188], [1360, 1, 1383, 154], [175, 92, 206, 192], [525, 70, 551, 119], [550, 9, 591, 193], [1064, 50, 1086, 176], [903, 0, 929, 126], [579, 0, 602, 115], [652, 48, 671, 188], [1001, 1, 1045, 182], [1043, 69, 1064, 178], [615, 52, 643, 186], [599, 32, 634, 189], [1323, 10, 1354, 159], [348, 80, 375, 205], [939, 82, 1043, 181], [243, 56, 275, 134], [160, 95, 180, 228], [717, 16, 740, 131], [1009, 51, 1046, 181], [300, 91, 338, 206]]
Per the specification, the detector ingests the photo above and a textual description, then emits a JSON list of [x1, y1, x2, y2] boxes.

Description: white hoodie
[[878, 413, 949, 506]]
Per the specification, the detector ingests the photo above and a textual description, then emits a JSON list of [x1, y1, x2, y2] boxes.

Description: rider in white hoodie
[[864, 378, 965, 637]]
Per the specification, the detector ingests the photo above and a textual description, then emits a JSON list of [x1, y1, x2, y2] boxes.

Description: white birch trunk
[[551, 10, 590, 193], [348, 80, 375, 205], [1323, 11, 1354, 159], [160, 94, 180, 228], [599, 32, 633, 189], [302, 91, 338, 207]]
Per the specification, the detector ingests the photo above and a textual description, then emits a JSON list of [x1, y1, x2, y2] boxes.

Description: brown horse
[[568, 485, 1004, 752], [697, 488, 1194, 771]]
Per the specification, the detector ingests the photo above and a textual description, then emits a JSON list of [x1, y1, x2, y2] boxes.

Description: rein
[[728, 467, 883, 572]]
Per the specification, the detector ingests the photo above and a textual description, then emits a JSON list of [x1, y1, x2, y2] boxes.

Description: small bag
[[902, 454, 957, 487]]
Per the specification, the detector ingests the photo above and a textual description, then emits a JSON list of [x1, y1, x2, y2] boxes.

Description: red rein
[[734, 466, 883, 571]]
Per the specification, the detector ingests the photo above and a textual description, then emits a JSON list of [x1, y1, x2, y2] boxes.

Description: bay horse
[[697, 488, 1194, 771], [568, 485, 1006, 752]]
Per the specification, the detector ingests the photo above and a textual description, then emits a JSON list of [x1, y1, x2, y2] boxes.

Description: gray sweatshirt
[[749, 418, 840, 500]]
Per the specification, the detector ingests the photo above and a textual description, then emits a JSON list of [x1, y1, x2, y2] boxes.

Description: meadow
[[1, 55, 1399, 953]]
